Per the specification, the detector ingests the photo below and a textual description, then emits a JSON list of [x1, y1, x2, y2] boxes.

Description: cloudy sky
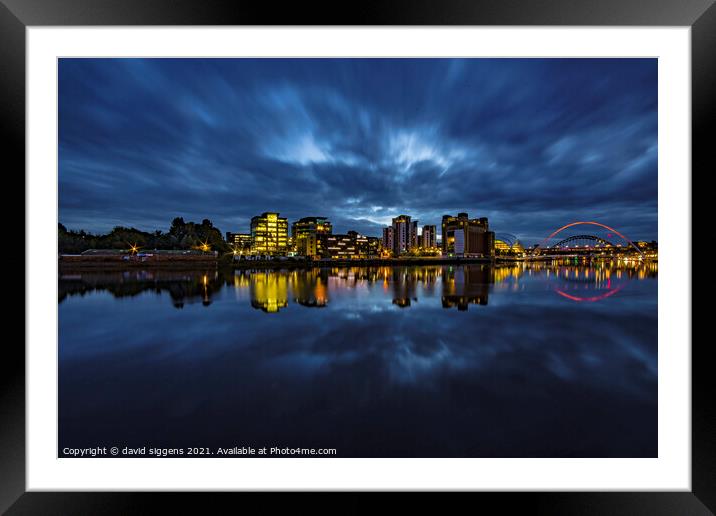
[[59, 58, 657, 245]]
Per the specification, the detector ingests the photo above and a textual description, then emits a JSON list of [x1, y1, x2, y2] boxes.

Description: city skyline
[[59, 58, 657, 245]]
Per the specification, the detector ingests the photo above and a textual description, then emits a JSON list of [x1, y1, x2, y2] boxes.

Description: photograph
[[57, 57, 658, 459]]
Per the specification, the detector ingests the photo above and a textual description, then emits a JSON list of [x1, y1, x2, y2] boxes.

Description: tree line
[[58, 217, 230, 254]]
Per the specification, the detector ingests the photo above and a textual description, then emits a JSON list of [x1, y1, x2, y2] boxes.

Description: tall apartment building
[[411, 220, 419, 249], [382, 227, 394, 254], [390, 215, 418, 255], [421, 225, 437, 249]]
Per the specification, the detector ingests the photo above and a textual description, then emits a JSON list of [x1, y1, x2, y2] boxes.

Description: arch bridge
[[533, 221, 645, 259], [550, 234, 615, 249]]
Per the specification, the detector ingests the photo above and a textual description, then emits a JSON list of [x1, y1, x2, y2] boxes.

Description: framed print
[[2, 0, 712, 513]]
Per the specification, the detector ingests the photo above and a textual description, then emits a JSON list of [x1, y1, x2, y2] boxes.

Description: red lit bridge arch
[[538, 221, 644, 258]]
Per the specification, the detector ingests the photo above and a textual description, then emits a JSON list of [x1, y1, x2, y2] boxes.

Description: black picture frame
[[2, 0, 710, 513]]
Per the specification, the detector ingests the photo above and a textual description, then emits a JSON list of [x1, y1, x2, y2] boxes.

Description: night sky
[[59, 58, 657, 245]]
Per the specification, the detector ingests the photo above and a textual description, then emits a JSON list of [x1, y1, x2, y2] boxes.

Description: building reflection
[[249, 270, 289, 313], [387, 266, 442, 307], [292, 269, 329, 307], [391, 268, 418, 307], [441, 265, 493, 310], [58, 261, 658, 310], [493, 264, 524, 284]]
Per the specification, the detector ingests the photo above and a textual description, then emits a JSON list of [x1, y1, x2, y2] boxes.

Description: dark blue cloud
[[59, 58, 657, 244]]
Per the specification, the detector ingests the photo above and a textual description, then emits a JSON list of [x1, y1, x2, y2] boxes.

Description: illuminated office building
[[226, 232, 252, 254], [250, 212, 288, 256], [441, 212, 495, 258], [292, 216, 332, 258], [325, 231, 375, 259], [325, 234, 358, 259], [348, 231, 369, 258], [343, 231, 380, 258]]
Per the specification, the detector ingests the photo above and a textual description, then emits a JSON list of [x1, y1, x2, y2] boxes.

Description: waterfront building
[[411, 220, 419, 249], [636, 240, 658, 252], [390, 214, 417, 255], [325, 234, 358, 259], [348, 231, 370, 258], [441, 212, 495, 258], [421, 225, 437, 249], [495, 238, 525, 255], [382, 227, 394, 255], [250, 212, 289, 256], [287, 235, 295, 256], [292, 216, 332, 259], [226, 232, 252, 254], [367, 236, 382, 257], [325, 232, 374, 259]]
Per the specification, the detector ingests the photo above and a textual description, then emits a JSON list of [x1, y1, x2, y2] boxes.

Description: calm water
[[59, 262, 658, 457]]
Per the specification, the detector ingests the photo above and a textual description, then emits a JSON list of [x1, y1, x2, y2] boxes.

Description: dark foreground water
[[59, 261, 657, 457]]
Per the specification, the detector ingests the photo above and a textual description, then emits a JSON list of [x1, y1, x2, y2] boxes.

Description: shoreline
[[58, 255, 498, 271], [232, 257, 496, 268], [57, 255, 650, 271]]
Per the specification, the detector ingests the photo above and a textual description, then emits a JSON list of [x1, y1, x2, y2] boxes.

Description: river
[[58, 261, 658, 457]]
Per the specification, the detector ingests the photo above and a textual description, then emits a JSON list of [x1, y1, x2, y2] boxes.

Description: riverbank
[[59, 254, 219, 271], [231, 257, 495, 269], [59, 254, 498, 271]]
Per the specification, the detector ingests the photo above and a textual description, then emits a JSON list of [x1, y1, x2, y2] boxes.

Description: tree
[[169, 217, 186, 237], [58, 216, 231, 253]]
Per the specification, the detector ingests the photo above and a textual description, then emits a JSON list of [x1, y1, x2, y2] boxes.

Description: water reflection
[[249, 270, 289, 313], [59, 262, 657, 457], [59, 261, 657, 310], [58, 269, 225, 309], [442, 266, 491, 310]]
